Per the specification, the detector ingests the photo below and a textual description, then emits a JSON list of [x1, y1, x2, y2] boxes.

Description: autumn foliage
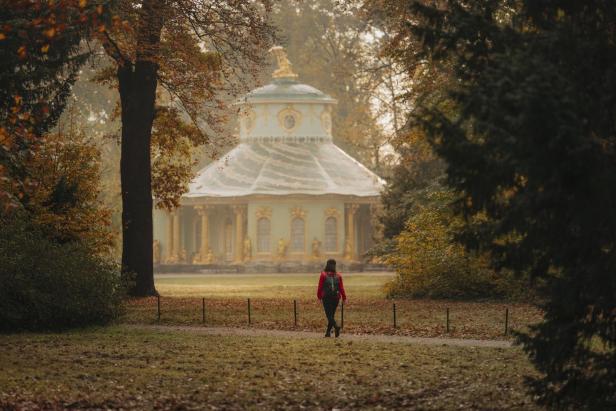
[[0, 0, 109, 212], [379, 1, 616, 408], [385, 188, 527, 300]]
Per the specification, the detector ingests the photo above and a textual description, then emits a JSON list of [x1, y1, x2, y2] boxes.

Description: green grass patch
[[154, 272, 394, 299], [0, 326, 540, 410]]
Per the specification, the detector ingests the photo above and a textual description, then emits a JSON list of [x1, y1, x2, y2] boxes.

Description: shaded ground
[[0, 326, 540, 410]]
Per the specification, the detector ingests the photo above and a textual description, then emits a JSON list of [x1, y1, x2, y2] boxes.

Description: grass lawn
[[153, 271, 394, 299], [123, 272, 543, 340], [0, 326, 540, 410]]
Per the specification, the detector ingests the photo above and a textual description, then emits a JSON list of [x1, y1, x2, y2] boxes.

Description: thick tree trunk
[[119, 0, 164, 296]]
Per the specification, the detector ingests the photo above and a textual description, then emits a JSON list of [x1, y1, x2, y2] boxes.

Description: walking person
[[317, 259, 346, 337]]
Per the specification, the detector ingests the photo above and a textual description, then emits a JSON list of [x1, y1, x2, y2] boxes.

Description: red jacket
[[317, 271, 346, 301]]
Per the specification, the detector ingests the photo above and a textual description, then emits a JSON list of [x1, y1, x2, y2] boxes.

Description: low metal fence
[[150, 295, 514, 336]]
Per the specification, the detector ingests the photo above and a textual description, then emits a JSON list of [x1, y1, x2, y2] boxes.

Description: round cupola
[[237, 46, 337, 143]]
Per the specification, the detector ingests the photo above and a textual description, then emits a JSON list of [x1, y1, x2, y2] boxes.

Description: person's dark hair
[[324, 259, 336, 273]]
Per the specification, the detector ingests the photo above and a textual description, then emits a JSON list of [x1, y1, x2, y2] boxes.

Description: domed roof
[[185, 141, 384, 198], [244, 78, 336, 103], [182, 46, 384, 200]]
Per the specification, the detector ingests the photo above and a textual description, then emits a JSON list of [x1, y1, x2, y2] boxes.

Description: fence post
[[247, 298, 251, 325], [202, 298, 205, 324], [446, 307, 450, 333], [293, 299, 297, 327], [341, 301, 344, 329], [157, 295, 161, 322], [393, 303, 397, 329], [504, 308, 509, 336]]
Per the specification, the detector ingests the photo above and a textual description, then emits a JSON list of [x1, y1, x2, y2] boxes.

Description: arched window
[[324, 217, 337, 252], [290, 218, 305, 252], [257, 218, 271, 253]]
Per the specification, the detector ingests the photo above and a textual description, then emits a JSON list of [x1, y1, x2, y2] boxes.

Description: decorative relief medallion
[[320, 108, 332, 136], [324, 207, 340, 217], [290, 206, 306, 219], [256, 206, 272, 219], [278, 106, 302, 133]]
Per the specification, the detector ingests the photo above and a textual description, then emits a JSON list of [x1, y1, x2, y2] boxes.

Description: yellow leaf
[[44, 27, 56, 38], [0, 33, 6, 41], [79, 0, 87, 8], [17, 45, 26, 58], [41, 44, 50, 53]]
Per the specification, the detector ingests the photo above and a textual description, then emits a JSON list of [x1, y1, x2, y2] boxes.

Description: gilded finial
[[269, 46, 298, 80]]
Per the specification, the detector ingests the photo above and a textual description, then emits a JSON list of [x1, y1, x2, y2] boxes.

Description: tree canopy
[[374, 0, 616, 408], [0, 0, 109, 212]]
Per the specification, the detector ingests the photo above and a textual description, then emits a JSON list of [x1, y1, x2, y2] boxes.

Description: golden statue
[[311, 237, 321, 259], [343, 239, 353, 260], [269, 46, 298, 79], [243, 237, 252, 262], [277, 238, 288, 258], [205, 248, 214, 264], [153, 240, 161, 265]]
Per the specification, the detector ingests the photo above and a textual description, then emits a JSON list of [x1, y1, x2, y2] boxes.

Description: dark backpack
[[323, 273, 340, 298]]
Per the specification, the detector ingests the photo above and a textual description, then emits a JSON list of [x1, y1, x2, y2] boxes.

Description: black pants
[[322, 296, 339, 335]]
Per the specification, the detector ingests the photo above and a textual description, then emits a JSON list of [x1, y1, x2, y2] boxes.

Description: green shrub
[[0, 214, 125, 331]]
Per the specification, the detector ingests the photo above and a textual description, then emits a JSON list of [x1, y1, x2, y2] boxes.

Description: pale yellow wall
[[246, 199, 344, 262]]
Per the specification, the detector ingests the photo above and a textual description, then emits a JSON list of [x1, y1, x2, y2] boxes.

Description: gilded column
[[344, 204, 359, 261], [173, 209, 182, 262], [232, 205, 246, 263], [194, 205, 211, 264], [165, 209, 180, 263]]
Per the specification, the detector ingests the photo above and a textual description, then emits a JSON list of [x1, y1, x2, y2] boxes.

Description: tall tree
[[363, 0, 452, 246], [100, 0, 274, 295], [374, 0, 616, 408]]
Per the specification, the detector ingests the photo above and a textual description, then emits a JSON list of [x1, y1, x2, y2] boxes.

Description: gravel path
[[127, 324, 513, 349]]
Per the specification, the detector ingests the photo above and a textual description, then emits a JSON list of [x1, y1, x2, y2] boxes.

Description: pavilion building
[[153, 47, 384, 270]]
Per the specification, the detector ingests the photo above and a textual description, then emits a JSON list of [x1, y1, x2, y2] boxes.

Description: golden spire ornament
[[269, 46, 298, 80]]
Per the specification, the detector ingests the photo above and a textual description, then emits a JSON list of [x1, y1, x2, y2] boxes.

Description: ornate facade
[[153, 47, 384, 268]]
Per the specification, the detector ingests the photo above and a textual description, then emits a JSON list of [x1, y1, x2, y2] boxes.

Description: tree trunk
[[119, 0, 164, 296]]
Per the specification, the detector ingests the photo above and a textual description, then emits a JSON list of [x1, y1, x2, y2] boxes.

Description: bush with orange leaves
[[25, 124, 116, 256]]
